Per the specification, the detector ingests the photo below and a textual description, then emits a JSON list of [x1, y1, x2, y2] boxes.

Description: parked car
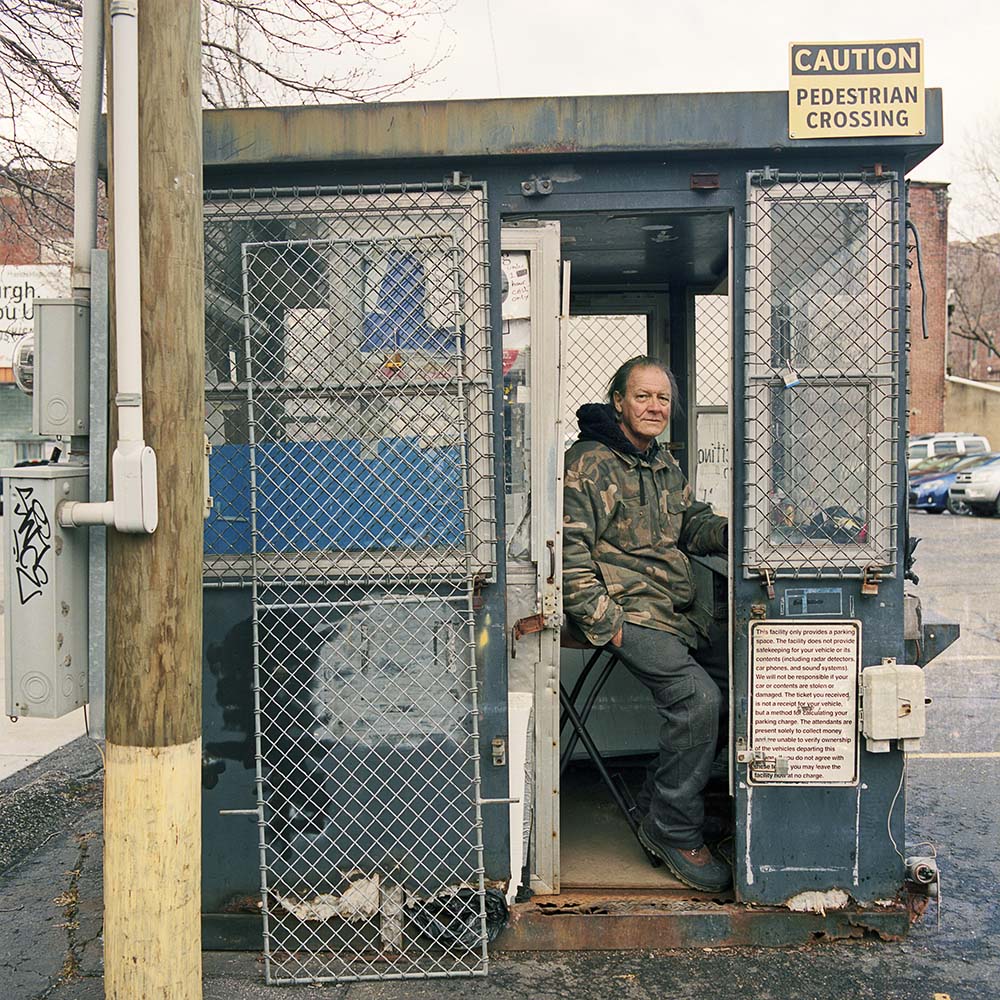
[[908, 454, 975, 479], [910, 453, 1000, 514], [907, 433, 991, 469], [949, 459, 1000, 516]]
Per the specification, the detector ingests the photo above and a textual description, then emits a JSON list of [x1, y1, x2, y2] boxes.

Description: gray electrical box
[[861, 660, 927, 753], [3, 464, 89, 718], [33, 298, 90, 437]]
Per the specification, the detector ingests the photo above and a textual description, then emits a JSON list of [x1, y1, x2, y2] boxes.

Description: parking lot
[[181, 510, 1000, 998], [0, 508, 993, 999]]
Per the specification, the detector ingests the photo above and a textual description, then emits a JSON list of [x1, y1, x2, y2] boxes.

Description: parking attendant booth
[[197, 89, 953, 983]]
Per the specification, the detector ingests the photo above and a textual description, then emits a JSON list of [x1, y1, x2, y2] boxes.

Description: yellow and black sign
[[789, 40, 924, 139]]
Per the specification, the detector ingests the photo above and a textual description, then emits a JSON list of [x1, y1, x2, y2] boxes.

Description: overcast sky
[[394, 0, 999, 237]]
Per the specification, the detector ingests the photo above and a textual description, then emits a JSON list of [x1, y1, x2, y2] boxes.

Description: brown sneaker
[[638, 817, 732, 892]]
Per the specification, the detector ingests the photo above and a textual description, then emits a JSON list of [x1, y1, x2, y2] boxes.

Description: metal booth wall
[[194, 92, 940, 973]]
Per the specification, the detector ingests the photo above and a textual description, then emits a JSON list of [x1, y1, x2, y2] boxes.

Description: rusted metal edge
[[191, 90, 944, 170], [496, 896, 910, 950]]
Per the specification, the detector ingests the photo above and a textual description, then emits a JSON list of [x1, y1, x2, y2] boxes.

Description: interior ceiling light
[[642, 224, 674, 231], [622, 269, 639, 275]]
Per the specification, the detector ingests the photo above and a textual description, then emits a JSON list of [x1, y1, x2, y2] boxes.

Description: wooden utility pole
[[103, 0, 204, 996]]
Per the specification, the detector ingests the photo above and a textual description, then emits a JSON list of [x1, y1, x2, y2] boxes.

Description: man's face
[[614, 366, 672, 450]]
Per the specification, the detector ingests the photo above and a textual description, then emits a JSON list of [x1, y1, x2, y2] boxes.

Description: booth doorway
[[502, 207, 734, 895]]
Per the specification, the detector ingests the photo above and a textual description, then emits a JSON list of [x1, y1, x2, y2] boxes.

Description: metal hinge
[[472, 574, 487, 611], [541, 539, 559, 618], [512, 613, 546, 640], [491, 737, 507, 767], [511, 613, 547, 657], [861, 564, 883, 596]]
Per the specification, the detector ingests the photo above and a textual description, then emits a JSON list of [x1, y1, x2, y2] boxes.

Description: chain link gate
[[563, 314, 649, 443], [696, 294, 731, 409], [203, 185, 495, 983], [744, 172, 900, 579], [694, 293, 732, 515]]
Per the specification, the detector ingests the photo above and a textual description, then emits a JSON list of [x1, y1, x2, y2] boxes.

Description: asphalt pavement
[[1, 510, 997, 999]]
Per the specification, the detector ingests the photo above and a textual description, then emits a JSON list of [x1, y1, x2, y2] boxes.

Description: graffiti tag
[[11, 486, 51, 604]]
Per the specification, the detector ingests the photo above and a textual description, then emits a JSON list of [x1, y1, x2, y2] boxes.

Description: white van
[[907, 432, 991, 469]]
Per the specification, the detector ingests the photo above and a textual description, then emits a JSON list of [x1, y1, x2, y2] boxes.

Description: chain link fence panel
[[744, 173, 900, 578], [694, 294, 731, 515], [563, 314, 648, 443], [696, 295, 731, 408], [203, 185, 495, 983]]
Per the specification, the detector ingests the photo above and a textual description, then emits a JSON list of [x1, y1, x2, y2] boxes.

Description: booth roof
[[198, 89, 943, 172]]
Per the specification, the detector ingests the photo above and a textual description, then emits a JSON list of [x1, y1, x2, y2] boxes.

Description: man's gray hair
[[607, 356, 679, 407]]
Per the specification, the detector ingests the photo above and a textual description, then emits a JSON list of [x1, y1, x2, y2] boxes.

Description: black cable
[[906, 218, 929, 340]]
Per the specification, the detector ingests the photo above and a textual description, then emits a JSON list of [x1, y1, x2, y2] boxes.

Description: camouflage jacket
[[563, 404, 727, 648]]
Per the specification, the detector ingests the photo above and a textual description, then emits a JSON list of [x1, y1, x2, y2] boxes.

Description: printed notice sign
[[789, 40, 924, 139], [748, 620, 861, 786]]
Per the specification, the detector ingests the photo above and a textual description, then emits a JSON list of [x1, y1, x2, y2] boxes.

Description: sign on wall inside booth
[[500, 252, 530, 321], [695, 409, 730, 516], [0, 264, 71, 367]]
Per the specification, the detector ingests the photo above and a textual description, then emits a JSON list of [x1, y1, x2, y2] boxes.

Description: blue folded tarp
[[205, 438, 465, 555]]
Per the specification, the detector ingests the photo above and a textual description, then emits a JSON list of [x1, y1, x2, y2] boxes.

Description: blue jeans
[[614, 622, 724, 849]]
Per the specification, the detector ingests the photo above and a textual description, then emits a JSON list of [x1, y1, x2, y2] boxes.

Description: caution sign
[[789, 40, 924, 139]]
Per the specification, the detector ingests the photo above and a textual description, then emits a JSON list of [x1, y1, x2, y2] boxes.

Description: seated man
[[562, 355, 731, 892]]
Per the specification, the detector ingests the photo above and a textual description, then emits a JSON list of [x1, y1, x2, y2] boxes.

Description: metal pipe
[[57, 1, 154, 535], [72, 0, 105, 293], [110, 0, 143, 444]]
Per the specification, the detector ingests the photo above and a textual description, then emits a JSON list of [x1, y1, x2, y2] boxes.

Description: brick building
[[906, 180, 950, 436]]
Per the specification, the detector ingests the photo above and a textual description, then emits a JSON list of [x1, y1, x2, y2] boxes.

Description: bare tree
[[963, 125, 1000, 241], [0, 1, 82, 254], [948, 125, 1000, 375], [949, 237, 1000, 375], [0, 0, 451, 258], [200, 0, 448, 109]]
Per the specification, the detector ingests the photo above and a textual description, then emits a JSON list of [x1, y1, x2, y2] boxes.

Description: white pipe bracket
[[111, 442, 159, 533], [59, 499, 115, 528]]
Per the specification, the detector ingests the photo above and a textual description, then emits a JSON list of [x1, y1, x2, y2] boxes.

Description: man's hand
[[611, 627, 623, 648]]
